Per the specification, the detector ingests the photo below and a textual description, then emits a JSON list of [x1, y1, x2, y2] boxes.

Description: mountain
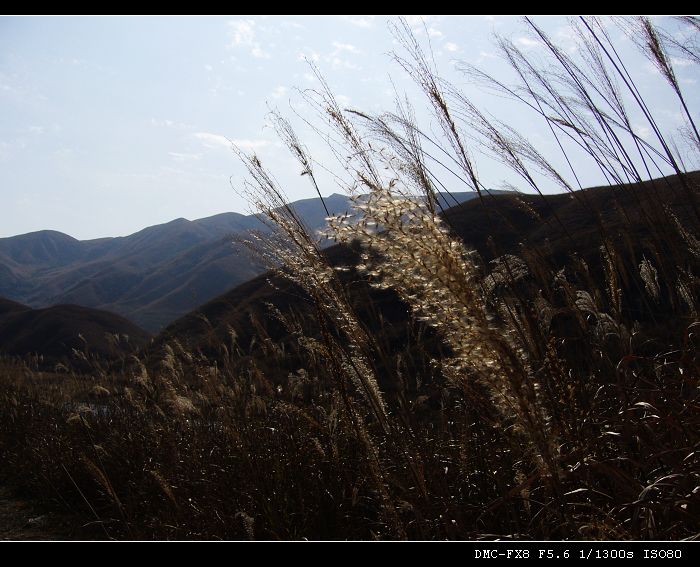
[[0, 191, 482, 332], [0, 297, 150, 362], [155, 172, 700, 366]]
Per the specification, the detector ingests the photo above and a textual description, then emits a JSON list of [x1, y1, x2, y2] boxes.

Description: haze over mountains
[[0, 191, 480, 332]]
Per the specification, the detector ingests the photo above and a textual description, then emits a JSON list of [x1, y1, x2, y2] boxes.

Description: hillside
[[0, 192, 482, 332], [157, 172, 700, 365], [0, 297, 150, 362]]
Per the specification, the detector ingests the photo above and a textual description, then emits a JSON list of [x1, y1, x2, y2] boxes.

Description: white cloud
[[297, 50, 320, 62], [251, 46, 271, 59], [169, 152, 202, 161], [343, 16, 374, 29], [331, 41, 361, 55], [227, 19, 271, 59], [151, 118, 189, 129], [325, 41, 362, 71], [228, 20, 256, 46], [194, 132, 232, 149], [671, 57, 693, 68], [0, 138, 27, 161], [515, 36, 541, 48], [330, 57, 361, 71], [281, 20, 304, 30], [195, 132, 268, 152], [204, 64, 213, 72], [232, 139, 269, 151], [270, 86, 288, 99], [633, 124, 651, 140], [476, 50, 498, 64], [336, 94, 352, 107], [445, 42, 459, 53], [404, 16, 444, 39], [555, 26, 579, 54]]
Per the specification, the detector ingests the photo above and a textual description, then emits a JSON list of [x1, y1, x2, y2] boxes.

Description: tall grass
[[0, 16, 698, 540]]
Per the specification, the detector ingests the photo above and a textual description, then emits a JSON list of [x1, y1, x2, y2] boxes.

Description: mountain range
[[0, 191, 483, 333], [1, 172, 698, 365]]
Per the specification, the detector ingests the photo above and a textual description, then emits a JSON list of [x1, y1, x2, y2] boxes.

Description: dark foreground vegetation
[[0, 17, 699, 540]]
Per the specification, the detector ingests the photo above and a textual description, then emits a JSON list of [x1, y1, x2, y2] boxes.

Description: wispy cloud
[[297, 50, 320, 63], [227, 19, 271, 59], [329, 58, 361, 71], [169, 151, 202, 161], [194, 132, 232, 149], [671, 57, 694, 68], [270, 86, 288, 99], [515, 36, 541, 48], [555, 26, 579, 54], [403, 16, 445, 42], [331, 41, 361, 55], [250, 46, 271, 59], [151, 118, 191, 129], [343, 16, 375, 29], [326, 41, 363, 71], [633, 123, 651, 140], [194, 132, 268, 152], [335, 94, 352, 107], [228, 20, 255, 47], [280, 20, 304, 30], [232, 138, 269, 151], [0, 138, 28, 161]]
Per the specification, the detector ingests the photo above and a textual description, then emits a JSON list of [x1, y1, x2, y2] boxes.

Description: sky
[[1, 15, 698, 240]]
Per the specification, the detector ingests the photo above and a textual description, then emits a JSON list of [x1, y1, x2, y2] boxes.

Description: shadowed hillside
[[0, 297, 150, 362], [158, 172, 699, 363]]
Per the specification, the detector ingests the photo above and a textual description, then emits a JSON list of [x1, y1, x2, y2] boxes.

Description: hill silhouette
[[0, 297, 150, 362]]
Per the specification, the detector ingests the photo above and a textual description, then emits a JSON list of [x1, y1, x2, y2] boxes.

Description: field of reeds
[[0, 16, 699, 540]]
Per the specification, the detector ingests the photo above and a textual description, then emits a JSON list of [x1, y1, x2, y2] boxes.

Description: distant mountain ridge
[[0, 191, 482, 332]]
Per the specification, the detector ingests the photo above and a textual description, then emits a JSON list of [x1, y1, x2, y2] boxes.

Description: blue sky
[[1, 16, 698, 239]]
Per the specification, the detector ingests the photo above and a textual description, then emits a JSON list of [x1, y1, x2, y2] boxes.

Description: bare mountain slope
[[0, 192, 481, 332]]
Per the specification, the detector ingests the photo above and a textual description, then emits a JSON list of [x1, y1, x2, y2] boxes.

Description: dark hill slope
[[0, 298, 150, 361], [445, 172, 698, 263], [157, 172, 700, 361]]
